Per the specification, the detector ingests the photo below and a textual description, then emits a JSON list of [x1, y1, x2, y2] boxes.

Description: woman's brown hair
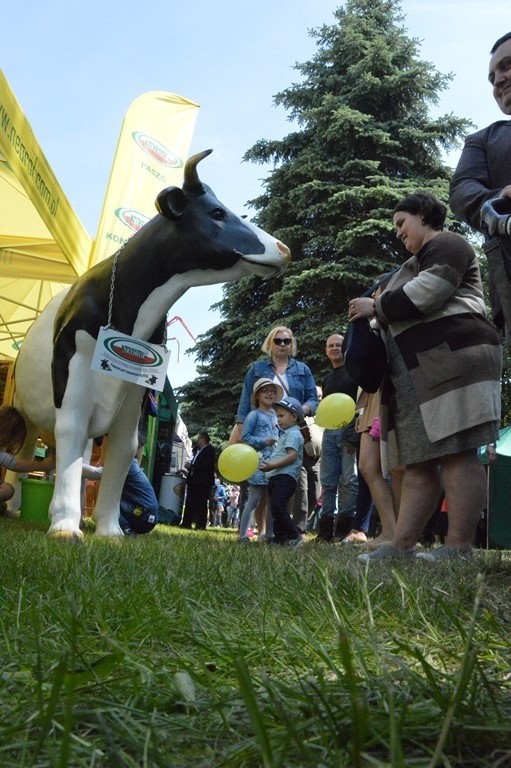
[[0, 406, 27, 455]]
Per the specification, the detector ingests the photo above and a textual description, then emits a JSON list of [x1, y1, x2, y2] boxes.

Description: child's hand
[[265, 438, 277, 446], [260, 461, 271, 472], [39, 455, 56, 471]]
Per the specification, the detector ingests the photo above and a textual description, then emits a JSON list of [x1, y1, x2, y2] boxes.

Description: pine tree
[[178, 0, 470, 438]]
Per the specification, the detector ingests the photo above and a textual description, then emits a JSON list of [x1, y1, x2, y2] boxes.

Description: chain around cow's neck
[[106, 240, 167, 348], [107, 245, 124, 328]]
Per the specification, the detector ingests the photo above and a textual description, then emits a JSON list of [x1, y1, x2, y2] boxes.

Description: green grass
[[1, 519, 511, 767]]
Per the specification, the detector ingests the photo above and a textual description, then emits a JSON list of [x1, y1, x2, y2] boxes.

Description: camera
[[480, 197, 511, 238]]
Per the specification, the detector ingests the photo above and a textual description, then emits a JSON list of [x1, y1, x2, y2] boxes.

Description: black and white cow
[[9, 150, 290, 539]]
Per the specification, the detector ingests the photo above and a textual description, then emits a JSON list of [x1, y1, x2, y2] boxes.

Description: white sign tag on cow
[[91, 326, 170, 391]]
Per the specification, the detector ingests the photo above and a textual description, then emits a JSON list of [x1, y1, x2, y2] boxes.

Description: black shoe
[[315, 515, 335, 541]]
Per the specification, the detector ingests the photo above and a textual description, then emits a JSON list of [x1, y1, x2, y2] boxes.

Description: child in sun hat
[[237, 378, 283, 542], [260, 396, 305, 547]]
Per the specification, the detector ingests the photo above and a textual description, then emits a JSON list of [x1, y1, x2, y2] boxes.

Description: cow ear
[[155, 187, 188, 219]]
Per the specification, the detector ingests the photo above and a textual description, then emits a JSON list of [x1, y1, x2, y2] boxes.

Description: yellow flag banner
[[89, 91, 200, 268], [0, 69, 92, 277]]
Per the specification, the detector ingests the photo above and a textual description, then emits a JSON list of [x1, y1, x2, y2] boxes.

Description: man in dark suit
[[450, 32, 511, 337], [180, 432, 216, 530]]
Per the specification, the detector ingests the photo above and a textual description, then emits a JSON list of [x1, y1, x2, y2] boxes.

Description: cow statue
[[8, 149, 290, 539]]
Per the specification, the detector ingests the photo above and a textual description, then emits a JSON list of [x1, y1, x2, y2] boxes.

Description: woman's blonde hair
[[261, 326, 297, 356], [0, 405, 27, 455]]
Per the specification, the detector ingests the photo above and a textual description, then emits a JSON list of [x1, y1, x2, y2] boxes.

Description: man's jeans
[[320, 428, 358, 518]]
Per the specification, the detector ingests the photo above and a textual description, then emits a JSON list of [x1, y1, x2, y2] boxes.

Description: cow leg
[[92, 385, 144, 537], [47, 345, 99, 538], [47, 403, 90, 539], [4, 413, 39, 515]]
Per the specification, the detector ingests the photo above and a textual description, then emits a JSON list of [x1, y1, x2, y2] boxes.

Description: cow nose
[[276, 241, 291, 262]]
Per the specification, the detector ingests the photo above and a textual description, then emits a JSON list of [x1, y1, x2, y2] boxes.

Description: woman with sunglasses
[[234, 326, 318, 538], [235, 326, 318, 435]]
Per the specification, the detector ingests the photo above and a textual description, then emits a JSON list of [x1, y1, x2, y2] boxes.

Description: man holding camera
[[450, 32, 511, 335]]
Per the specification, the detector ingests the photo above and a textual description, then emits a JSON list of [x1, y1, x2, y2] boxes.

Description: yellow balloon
[[218, 444, 260, 483], [315, 393, 356, 429]]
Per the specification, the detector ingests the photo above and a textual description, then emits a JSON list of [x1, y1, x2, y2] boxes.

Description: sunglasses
[[273, 338, 292, 346]]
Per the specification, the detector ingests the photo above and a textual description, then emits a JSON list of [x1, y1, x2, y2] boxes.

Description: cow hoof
[[48, 529, 84, 543]]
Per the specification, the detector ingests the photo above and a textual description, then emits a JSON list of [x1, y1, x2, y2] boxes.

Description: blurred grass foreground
[[0, 518, 510, 767]]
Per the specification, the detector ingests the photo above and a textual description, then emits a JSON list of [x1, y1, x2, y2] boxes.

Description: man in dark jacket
[[181, 432, 216, 530], [450, 32, 511, 334], [317, 334, 359, 541]]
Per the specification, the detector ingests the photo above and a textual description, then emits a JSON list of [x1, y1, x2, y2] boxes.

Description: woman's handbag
[[343, 318, 387, 393], [343, 271, 397, 394]]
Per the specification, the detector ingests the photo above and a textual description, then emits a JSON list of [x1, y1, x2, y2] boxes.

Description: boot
[[316, 514, 335, 542]]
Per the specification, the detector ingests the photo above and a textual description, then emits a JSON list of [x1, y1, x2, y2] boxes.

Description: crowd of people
[[179, 278, 496, 558]]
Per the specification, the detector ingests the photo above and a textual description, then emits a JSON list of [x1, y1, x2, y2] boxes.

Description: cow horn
[[183, 149, 213, 192]]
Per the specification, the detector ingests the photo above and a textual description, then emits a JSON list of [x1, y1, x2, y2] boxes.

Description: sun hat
[[274, 396, 304, 419], [250, 378, 284, 408]]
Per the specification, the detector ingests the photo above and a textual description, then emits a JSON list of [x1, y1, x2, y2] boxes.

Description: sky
[[1, 0, 507, 389]]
